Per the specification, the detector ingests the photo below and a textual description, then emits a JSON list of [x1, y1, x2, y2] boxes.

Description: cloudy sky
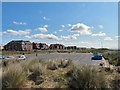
[[1, 2, 118, 49]]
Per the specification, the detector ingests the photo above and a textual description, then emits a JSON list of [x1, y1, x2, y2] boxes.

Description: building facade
[[32, 42, 49, 50], [39, 43, 49, 50], [32, 42, 40, 49], [65, 46, 77, 50], [49, 44, 64, 49], [4, 40, 33, 51]]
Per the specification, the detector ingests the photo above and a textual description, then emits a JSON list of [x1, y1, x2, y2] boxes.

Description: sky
[[1, 2, 118, 49], [2, 0, 119, 2]]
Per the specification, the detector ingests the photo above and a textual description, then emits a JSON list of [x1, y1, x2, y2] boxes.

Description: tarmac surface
[[22, 53, 106, 66]]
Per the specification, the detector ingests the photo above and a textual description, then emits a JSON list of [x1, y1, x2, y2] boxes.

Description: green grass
[[0, 51, 2, 55], [2, 49, 110, 55], [103, 51, 119, 65]]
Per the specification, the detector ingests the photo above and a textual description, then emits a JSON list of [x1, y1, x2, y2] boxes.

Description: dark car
[[91, 53, 102, 60]]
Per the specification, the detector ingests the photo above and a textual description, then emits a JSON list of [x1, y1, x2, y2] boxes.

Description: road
[[16, 53, 106, 66]]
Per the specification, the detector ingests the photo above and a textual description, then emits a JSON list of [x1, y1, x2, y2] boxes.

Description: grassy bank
[[2, 49, 111, 55], [103, 51, 119, 66], [2, 58, 120, 89]]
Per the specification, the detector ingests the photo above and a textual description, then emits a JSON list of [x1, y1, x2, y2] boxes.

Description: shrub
[[29, 63, 43, 76], [103, 51, 118, 66], [20, 60, 30, 75], [47, 60, 58, 70], [67, 65, 109, 88], [58, 59, 72, 68], [28, 59, 45, 73], [28, 63, 44, 85], [28, 68, 43, 82], [21, 59, 45, 73], [2, 60, 9, 67], [110, 74, 120, 89], [47, 59, 72, 70], [21, 59, 45, 85], [47, 62, 57, 70], [2, 65, 27, 88]]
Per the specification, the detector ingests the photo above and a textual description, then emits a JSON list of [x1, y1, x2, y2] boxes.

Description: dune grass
[[2, 58, 120, 89], [2, 65, 27, 88], [66, 65, 110, 88]]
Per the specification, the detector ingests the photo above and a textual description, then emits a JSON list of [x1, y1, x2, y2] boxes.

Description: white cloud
[[80, 41, 89, 44], [104, 37, 113, 41], [38, 27, 48, 32], [43, 16, 49, 20], [70, 23, 92, 35], [98, 25, 104, 29], [91, 26, 94, 29], [61, 35, 77, 40], [57, 40, 117, 49], [61, 25, 65, 28], [24, 35, 31, 39], [54, 31, 57, 34], [60, 42, 77, 46], [44, 25, 48, 28], [59, 29, 63, 32], [61, 34, 80, 40], [115, 35, 120, 38], [3, 29, 31, 35], [26, 34, 60, 40], [13, 21, 27, 25], [92, 32, 106, 36], [60, 41, 92, 48], [0, 32, 3, 36], [43, 17, 47, 20], [115, 35, 120, 40], [67, 24, 72, 27], [72, 34, 80, 37]]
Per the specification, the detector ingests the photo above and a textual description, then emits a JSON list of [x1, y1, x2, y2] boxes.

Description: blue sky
[[1, 2, 118, 49]]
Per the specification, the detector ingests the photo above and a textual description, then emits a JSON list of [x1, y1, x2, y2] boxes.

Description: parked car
[[0, 55, 5, 59], [18, 55, 26, 60], [91, 53, 102, 60], [4, 56, 15, 59]]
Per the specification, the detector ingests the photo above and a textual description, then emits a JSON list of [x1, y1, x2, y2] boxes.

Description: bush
[[21, 59, 44, 73], [20, 60, 30, 75], [103, 51, 119, 66], [2, 65, 27, 88], [117, 66, 120, 73], [2, 60, 9, 67], [58, 59, 72, 68], [67, 65, 109, 88], [109, 59, 118, 65], [47, 62, 57, 70], [21, 59, 45, 85], [28, 66, 44, 85], [2, 58, 119, 88], [111, 74, 120, 89], [47, 59, 72, 70]]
